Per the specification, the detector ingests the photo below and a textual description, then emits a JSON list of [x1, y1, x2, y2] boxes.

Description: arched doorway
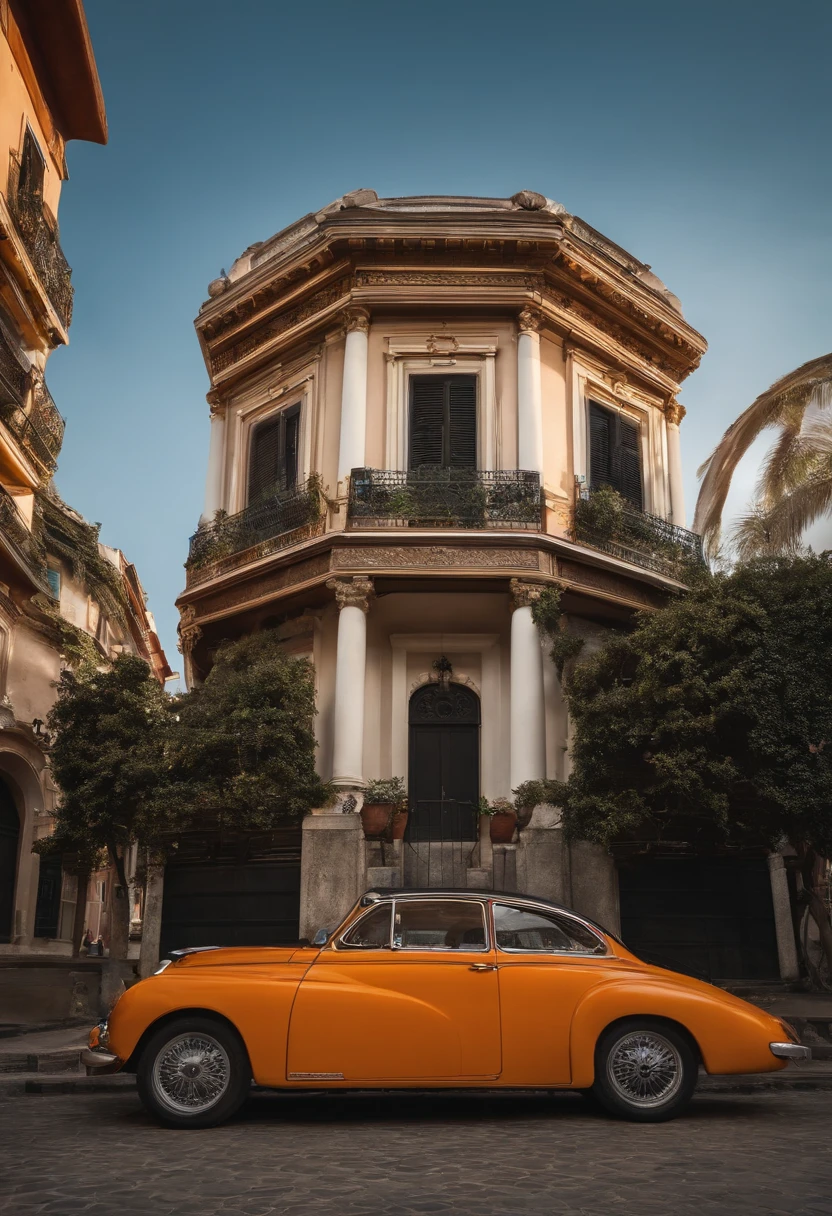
[[407, 682, 480, 843], [0, 776, 20, 943]]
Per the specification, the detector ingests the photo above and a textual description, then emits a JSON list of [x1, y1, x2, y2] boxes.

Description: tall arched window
[[248, 404, 300, 505]]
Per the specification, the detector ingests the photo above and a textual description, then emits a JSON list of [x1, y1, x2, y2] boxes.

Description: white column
[[337, 308, 371, 486], [327, 576, 373, 787], [200, 399, 226, 523], [665, 402, 686, 527], [517, 308, 544, 473], [509, 579, 547, 792]]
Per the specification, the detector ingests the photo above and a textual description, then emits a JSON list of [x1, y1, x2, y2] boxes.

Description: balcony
[[185, 478, 325, 587], [0, 484, 49, 592], [573, 486, 705, 579], [0, 386, 65, 480], [348, 468, 542, 530], [7, 154, 74, 329]]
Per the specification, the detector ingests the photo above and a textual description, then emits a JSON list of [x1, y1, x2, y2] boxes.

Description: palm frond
[[732, 473, 832, 557], [693, 353, 832, 550]]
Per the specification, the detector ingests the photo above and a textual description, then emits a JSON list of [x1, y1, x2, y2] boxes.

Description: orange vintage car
[[83, 888, 809, 1127]]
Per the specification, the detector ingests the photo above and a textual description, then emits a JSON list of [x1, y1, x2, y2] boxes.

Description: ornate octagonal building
[[170, 190, 791, 985]]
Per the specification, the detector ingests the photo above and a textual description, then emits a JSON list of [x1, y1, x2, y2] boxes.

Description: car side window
[[339, 904, 392, 949], [493, 904, 607, 954], [394, 900, 487, 951]]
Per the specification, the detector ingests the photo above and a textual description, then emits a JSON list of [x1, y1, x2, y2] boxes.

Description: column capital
[[343, 305, 371, 335], [517, 305, 544, 335], [177, 604, 202, 654], [664, 400, 687, 427], [327, 575, 374, 612], [510, 578, 545, 610], [206, 389, 226, 417]]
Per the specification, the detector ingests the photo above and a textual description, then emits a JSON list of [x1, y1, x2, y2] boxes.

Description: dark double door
[[407, 683, 480, 843]]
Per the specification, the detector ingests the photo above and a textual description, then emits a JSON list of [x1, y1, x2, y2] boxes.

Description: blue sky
[[47, 0, 832, 672]]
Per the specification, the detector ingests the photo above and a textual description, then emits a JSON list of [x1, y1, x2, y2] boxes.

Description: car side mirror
[[312, 927, 332, 947]]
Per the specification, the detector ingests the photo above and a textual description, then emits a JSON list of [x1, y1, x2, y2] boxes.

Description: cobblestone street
[[0, 1087, 830, 1216]]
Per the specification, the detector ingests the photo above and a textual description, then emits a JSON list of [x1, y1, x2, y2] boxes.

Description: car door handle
[[469, 963, 498, 972]]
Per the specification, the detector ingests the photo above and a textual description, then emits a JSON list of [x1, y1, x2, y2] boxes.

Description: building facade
[[175, 189, 797, 985], [0, 1, 172, 961]]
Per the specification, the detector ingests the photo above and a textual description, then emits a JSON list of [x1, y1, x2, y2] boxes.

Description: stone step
[[0, 1072, 135, 1097], [0, 1048, 83, 1074]]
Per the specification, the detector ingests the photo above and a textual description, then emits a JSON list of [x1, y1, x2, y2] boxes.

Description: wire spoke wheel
[[606, 1030, 683, 1108], [151, 1033, 231, 1115]]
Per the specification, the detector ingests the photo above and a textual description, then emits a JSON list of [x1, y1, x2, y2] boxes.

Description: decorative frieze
[[354, 270, 545, 291], [332, 545, 541, 570], [326, 575, 374, 612]]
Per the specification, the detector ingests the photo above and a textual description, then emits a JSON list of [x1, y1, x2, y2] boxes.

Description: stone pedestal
[[516, 804, 568, 903], [299, 813, 366, 941], [138, 865, 165, 979], [568, 839, 620, 935]]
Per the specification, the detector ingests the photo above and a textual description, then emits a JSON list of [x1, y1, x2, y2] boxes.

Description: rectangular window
[[46, 567, 61, 600], [393, 899, 487, 951], [588, 401, 643, 509], [409, 375, 477, 470], [248, 403, 300, 504]]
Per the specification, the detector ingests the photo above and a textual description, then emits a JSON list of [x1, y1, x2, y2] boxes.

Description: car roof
[[362, 887, 617, 939]]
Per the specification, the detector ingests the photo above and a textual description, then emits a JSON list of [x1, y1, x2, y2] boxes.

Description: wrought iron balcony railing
[[8, 153, 74, 329], [348, 468, 542, 530], [0, 484, 49, 592], [185, 477, 325, 585], [0, 380, 65, 477], [0, 322, 27, 410], [573, 486, 705, 578]]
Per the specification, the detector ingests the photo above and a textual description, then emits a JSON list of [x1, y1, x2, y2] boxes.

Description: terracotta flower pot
[[489, 809, 517, 844], [360, 802, 392, 839], [389, 809, 409, 840]]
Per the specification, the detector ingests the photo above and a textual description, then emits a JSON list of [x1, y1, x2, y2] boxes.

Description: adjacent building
[[0, 1, 171, 962], [174, 188, 797, 985]]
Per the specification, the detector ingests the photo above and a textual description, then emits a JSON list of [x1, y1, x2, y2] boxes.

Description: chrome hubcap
[[152, 1033, 230, 1114], [607, 1031, 683, 1107]]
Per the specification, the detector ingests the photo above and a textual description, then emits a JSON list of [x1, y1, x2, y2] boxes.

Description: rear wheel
[[137, 1016, 251, 1128], [591, 1019, 697, 1122]]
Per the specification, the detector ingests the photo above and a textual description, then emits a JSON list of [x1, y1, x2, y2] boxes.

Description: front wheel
[[137, 1016, 252, 1128], [591, 1019, 697, 1122]]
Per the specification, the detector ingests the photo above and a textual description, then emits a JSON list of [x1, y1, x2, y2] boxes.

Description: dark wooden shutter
[[618, 415, 643, 509], [588, 401, 643, 510], [248, 405, 300, 504], [409, 375, 477, 469], [18, 129, 45, 198], [448, 377, 477, 468]]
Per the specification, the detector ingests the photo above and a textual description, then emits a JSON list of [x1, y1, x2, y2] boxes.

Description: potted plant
[[478, 796, 518, 844], [361, 777, 408, 839]]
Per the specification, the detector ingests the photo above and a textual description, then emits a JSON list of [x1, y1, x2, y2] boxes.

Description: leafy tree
[[45, 653, 170, 958], [546, 554, 832, 985], [160, 629, 328, 832]]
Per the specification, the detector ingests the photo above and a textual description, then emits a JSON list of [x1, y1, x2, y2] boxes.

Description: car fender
[[569, 979, 786, 1087], [107, 963, 309, 1087]]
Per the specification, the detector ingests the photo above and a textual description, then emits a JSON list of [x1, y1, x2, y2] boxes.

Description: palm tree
[[693, 353, 832, 555]]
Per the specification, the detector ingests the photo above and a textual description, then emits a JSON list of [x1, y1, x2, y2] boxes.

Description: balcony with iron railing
[[0, 483, 49, 592], [7, 152, 74, 329], [572, 484, 705, 579], [185, 477, 325, 586], [348, 468, 542, 530]]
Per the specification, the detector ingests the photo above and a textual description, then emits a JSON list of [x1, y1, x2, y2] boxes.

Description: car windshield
[[340, 903, 392, 949]]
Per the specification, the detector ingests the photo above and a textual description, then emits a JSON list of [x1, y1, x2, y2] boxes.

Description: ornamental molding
[[210, 275, 352, 375], [326, 575, 374, 612], [542, 287, 680, 377], [510, 578, 545, 610], [177, 604, 202, 654], [191, 553, 332, 617], [664, 401, 687, 426], [206, 390, 225, 416], [332, 545, 540, 570], [410, 671, 480, 697]]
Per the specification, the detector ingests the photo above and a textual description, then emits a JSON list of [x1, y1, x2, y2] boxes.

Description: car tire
[[136, 1015, 252, 1128], [591, 1018, 698, 1123]]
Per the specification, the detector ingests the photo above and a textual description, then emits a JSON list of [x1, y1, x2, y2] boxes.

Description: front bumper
[[770, 1041, 812, 1061], [81, 1047, 123, 1074]]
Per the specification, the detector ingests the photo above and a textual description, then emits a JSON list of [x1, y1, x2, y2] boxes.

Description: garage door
[[618, 856, 781, 983], [160, 852, 301, 956]]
